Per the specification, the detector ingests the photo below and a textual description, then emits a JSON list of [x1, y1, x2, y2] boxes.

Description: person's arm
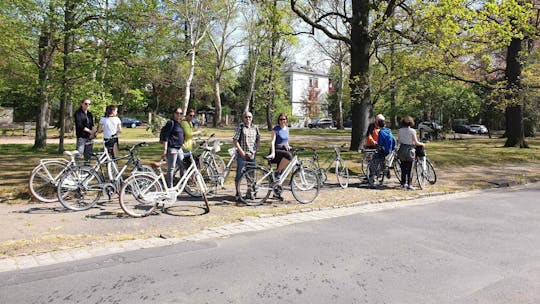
[[161, 121, 172, 159], [96, 123, 104, 135], [268, 130, 277, 158], [116, 117, 122, 134], [254, 127, 260, 155], [233, 126, 246, 159], [412, 132, 425, 146]]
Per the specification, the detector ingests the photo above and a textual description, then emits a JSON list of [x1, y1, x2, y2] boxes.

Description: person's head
[[375, 114, 385, 124], [185, 108, 196, 121], [277, 113, 288, 126], [80, 99, 91, 111], [172, 107, 183, 121], [242, 111, 253, 125], [377, 119, 386, 128], [400, 116, 415, 128], [105, 105, 117, 117]]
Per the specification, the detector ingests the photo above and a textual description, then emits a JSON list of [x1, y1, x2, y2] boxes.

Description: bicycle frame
[[141, 154, 206, 204]]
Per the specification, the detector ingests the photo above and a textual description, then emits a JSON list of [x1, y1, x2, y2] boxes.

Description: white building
[[284, 62, 333, 125]]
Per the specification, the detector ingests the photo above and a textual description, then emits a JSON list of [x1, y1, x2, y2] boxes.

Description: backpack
[[159, 120, 173, 144], [377, 127, 397, 155]]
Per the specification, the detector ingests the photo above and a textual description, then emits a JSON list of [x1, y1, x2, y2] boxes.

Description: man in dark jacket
[[74, 99, 95, 163]]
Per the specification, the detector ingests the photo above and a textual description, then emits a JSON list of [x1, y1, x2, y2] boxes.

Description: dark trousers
[[400, 160, 413, 186]]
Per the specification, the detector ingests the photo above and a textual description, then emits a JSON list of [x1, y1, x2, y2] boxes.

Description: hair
[[172, 107, 182, 114], [377, 119, 386, 128], [80, 99, 91, 105], [277, 112, 288, 123], [243, 111, 252, 118], [375, 114, 385, 122], [187, 108, 196, 115], [400, 116, 415, 128], [105, 105, 117, 117]]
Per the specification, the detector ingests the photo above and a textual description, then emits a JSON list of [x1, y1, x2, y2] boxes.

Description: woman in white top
[[397, 116, 425, 190], [97, 105, 122, 158]]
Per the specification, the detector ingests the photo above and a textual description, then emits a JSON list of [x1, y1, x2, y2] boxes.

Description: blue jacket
[[377, 127, 397, 155]]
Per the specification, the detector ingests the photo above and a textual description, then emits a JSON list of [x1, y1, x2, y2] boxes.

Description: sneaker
[[407, 185, 416, 191], [234, 194, 241, 202], [273, 171, 281, 181], [401, 184, 408, 190]]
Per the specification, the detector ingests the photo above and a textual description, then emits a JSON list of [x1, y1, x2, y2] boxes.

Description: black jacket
[[163, 120, 184, 149], [74, 108, 94, 138]]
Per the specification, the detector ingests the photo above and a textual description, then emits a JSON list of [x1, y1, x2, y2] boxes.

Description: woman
[[268, 113, 292, 181], [97, 105, 122, 158], [397, 116, 425, 190], [180, 108, 202, 153]]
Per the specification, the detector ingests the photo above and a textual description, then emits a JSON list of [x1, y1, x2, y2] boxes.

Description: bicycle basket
[[209, 140, 221, 153], [228, 147, 236, 157]]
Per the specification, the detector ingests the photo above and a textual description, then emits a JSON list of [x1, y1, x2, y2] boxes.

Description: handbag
[[398, 144, 416, 161]]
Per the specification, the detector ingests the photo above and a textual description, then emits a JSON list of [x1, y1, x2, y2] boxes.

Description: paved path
[[0, 187, 513, 273]]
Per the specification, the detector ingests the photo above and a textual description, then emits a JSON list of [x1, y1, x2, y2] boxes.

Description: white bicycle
[[119, 152, 209, 217]]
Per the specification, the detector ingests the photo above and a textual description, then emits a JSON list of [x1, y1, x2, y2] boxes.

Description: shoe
[[234, 194, 241, 202], [407, 185, 416, 191], [273, 171, 281, 181], [401, 184, 408, 190], [385, 169, 391, 179]]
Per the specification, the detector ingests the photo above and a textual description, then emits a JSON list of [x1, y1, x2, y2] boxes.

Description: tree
[[291, 0, 403, 150]]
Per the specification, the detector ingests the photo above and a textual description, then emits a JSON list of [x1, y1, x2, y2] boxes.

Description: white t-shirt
[[99, 116, 121, 139], [398, 127, 416, 145]]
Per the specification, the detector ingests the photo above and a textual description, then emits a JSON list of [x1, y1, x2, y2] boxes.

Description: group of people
[[75, 97, 425, 202], [365, 113, 425, 190]]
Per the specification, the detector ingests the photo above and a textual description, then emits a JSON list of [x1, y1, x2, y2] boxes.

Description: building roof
[[283, 62, 328, 77]]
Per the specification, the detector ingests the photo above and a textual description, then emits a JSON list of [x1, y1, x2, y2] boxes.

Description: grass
[[1, 127, 539, 204]]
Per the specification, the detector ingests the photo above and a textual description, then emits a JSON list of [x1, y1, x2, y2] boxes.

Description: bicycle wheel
[[366, 157, 385, 187], [302, 159, 325, 185], [134, 164, 155, 175], [29, 161, 68, 203], [393, 158, 402, 184], [335, 159, 349, 189], [425, 159, 437, 184], [236, 167, 272, 206], [415, 159, 427, 190], [291, 167, 320, 204], [185, 161, 216, 197], [203, 153, 226, 176], [57, 166, 102, 211], [194, 171, 210, 213], [119, 173, 161, 217]]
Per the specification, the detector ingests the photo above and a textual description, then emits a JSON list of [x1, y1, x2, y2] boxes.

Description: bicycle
[[119, 152, 209, 217], [393, 145, 437, 189], [236, 148, 320, 206], [184, 134, 236, 197], [56, 141, 153, 211], [305, 144, 349, 188], [365, 147, 396, 188], [29, 151, 78, 203]]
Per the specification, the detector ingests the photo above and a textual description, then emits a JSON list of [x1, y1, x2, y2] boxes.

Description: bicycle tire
[[119, 173, 161, 217], [185, 161, 216, 197], [57, 166, 102, 211], [194, 171, 210, 213], [236, 167, 272, 206], [29, 161, 68, 203], [290, 167, 320, 204], [202, 153, 226, 176], [426, 159, 437, 184], [415, 160, 427, 190], [335, 159, 349, 189], [366, 157, 385, 187], [393, 158, 402, 184], [302, 159, 326, 185]]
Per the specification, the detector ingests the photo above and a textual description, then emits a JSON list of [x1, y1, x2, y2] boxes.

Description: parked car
[[452, 124, 472, 134], [343, 119, 352, 128], [469, 124, 488, 135], [418, 121, 442, 133], [121, 118, 142, 128], [308, 118, 335, 129]]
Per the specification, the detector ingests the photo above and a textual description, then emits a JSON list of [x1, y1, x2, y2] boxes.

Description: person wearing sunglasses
[[74, 99, 96, 163], [161, 107, 185, 187], [232, 111, 260, 201], [267, 113, 291, 182], [180, 108, 202, 153]]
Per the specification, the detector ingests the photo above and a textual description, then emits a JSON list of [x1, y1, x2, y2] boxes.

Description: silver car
[[469, 124, 488, 134]]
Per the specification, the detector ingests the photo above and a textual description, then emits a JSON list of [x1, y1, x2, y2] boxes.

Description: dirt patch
[[1, 162, 540, 258]]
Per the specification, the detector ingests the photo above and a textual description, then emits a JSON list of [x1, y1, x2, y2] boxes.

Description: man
[[232, 111, 260, 201], [74, 99, 96, 163], [161, 107, 185, 187], [365, 113, 385, 148]]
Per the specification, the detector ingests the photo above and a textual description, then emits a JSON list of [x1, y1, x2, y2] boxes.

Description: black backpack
[[159, 120, 173, 144]]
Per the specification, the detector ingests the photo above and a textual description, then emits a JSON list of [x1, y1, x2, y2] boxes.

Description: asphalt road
[[1, 185, 540, 303]]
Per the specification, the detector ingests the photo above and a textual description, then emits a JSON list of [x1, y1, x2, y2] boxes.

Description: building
[[284, 62, 331, 125]]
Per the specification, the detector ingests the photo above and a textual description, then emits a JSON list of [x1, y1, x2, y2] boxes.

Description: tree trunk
[[337, 63, 345, 130], [183, 46, 196, 113], [33, 19, 54, 150], [349, 0, 372, 151], [245, 50, 259, 113], [504, 36, 527, 148], [59, 0, 76, 153], [213, 77, 222, 127]]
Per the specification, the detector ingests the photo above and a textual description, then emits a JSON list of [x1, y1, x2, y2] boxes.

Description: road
[[1, 184, 540, 303]]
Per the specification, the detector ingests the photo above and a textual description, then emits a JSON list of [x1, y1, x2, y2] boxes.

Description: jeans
[[166, 147, 184, 188], [235, 153, 255, 195], [76, 137, 93, 164]]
